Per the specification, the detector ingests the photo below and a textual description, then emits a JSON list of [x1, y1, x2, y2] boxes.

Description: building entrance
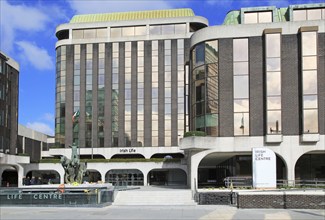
[[148, 169, 187, 186]]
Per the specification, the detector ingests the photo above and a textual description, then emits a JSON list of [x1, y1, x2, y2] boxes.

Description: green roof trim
[[70, 8, 195, 23]]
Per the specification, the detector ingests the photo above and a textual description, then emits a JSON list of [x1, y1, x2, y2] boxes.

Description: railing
[[277, 179, 325, 188], [224, 176, 252, 188]]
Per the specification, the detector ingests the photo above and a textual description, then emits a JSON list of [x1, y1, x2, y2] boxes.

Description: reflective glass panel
[[303, 70, 318, 94], [122, 27, 134, 36], [267, 72, 281, 96], [72, 30, 83, 39], [205, 40, 218, 64], [233, 39, 248, 61], [162, 24, 175, 34], [303, 56, 317, 70], [234, 75, 249, 99], [111, 28, 121, 37], [135, 26, 146, 35], [302, 32, 317, 56], [149, 25, 161, 35], [96, 29, 107, 38], [293, 10, 306, 21], [84, 29, 96, 38], [244, 12, 258, 24], [266, 34, 280, 58], [195, 43, 205, 67], [267, 110, 281, 134], [234, 99, 249, 112], [234, 113, 249, 135], [307, 9, 322, 20], [303, 109, 318, 133], [303, 95, 318, 109], [267, 97, 281, 110], [267, 58, 281, 71], [234, 62, 248, 75], [259, 11, 272, 23], [175, 24, 186, 34]]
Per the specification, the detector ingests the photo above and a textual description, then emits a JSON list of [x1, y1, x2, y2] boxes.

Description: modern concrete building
[[1, 3, 324, 189]]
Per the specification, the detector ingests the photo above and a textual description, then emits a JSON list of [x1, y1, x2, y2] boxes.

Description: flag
[[72, 110, 80, 123]]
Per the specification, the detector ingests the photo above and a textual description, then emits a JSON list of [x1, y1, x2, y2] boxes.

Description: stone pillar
[[16, 165, 24, 187], [287, 163, 296, 186], [142, 170, 149, 186]]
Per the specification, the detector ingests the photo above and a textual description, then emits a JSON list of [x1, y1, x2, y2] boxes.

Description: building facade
[[0, 52, 19, 155], [1, 4, 324, 188]]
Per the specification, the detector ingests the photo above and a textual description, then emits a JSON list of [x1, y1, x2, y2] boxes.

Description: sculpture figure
[[60, 143, 87, 184]]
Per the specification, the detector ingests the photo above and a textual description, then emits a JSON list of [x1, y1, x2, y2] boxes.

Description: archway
[[150, 153, 184, 159], [105, 169, 144, 186], [295, 151, 325, 181], [84, 169, 101, 183], [1, 168, 18, 187], [26, 170, 60, 185], [148, 169, 187, 186], [197, 152, 286, 188]]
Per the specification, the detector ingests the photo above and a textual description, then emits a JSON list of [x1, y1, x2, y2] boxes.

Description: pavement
[[1, 205, 324, 220]]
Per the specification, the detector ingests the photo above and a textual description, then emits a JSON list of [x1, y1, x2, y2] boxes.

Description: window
[[265, 33, 281, 134], [244, 11, 272, 24], [233, 38, 249, 136], [293, 8, 325, 21], [301, 31, 318, 133]]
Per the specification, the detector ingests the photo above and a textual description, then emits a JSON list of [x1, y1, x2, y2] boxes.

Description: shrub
[[183, 131, 207, 137]]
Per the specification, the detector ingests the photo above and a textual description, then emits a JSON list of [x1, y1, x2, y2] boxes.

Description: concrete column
[[142, 170, 149, 186], [16, 165, 24, 187], [100, 171, 106, 182], [59, 170, 65, 184], [287, 163, 296, 186]]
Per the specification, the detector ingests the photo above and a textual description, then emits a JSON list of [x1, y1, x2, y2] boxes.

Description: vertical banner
[[252, 147, 276, 188]]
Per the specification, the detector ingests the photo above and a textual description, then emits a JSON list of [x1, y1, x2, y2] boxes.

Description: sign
[[252, 147, 276, 188], [119, 148, 137, 153]]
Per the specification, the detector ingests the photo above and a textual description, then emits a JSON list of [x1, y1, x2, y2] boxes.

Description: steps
[[113, 188, 196, 206]]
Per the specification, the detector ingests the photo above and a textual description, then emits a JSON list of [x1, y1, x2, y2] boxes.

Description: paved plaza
[[1, 205, 324, 220]]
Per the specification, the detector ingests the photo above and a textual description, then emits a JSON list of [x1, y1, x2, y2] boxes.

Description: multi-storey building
[[1, 4, 324, 188]]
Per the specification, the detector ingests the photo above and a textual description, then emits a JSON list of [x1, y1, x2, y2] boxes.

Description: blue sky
[[0, 0, 322, 136]]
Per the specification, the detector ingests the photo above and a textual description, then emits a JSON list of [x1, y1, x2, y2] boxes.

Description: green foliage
[[183, 131, 207, 137], [18, 153, 29, 157]]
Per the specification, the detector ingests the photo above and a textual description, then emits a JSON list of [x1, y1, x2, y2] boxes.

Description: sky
[[0, 0, 323, 136]]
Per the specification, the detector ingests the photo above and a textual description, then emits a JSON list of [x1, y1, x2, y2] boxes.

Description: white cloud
[[16, 41, 54, 70], [26, 122, 54, 136], [42, 113, 55, 123], [0, 0, 51, 53], [67, 0, 187, 14]]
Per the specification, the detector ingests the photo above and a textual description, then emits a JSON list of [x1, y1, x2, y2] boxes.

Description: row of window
[[191, 29, 320, 136], [72, 23, 187, 39], [243, 7, 325, 24]]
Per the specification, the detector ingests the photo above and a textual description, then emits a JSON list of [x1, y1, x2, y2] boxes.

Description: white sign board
[[252, 147, 276, 188]]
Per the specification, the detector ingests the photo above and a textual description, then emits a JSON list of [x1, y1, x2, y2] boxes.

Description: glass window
[[175, 24, 186, 34], [302, 32, 317, 56], [135, 26, 146, 35], [307, 9, 322, 20], [267, 72, 281, 96], [234, 113, 249, 135], [234, 75, 249, 99], [267, 97, 281, 110], [234, 62, 248, 75], [84, 29, 96, 38], [162, 24, 175, 35], [303, 56, 317, 70], [259, 11, 272, 23], [303, 95, 318, 109], [244, 12, 258, 24], [149, 25, 161, 35], [72, 29, 83, 39], [233, 39, 248, 61], [111, 27, 121, 37], [303, 70, 318, 94], [234, 99, 249, 112], [267, 110, 281, 134], [303, 109, 318, 133], [96, 28, 107, 38], [266, 34, 280, 57], [293, 10, 306, 21], [205, 40, 218, 64], [122, 27, 134, 36], [194, 43, 205, 67]]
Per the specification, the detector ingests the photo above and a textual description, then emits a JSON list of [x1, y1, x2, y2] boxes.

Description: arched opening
[[26, 170, 60, 185], [148, 169, 187, 186], [1, 168, 18, 187], [150, 153, 184, 159], [105, 169, 144, 186], [111, 154, 145, 159], [84, 169, 101, 183], [198, 152, 286, 188], [295, 152, 325, 181]]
